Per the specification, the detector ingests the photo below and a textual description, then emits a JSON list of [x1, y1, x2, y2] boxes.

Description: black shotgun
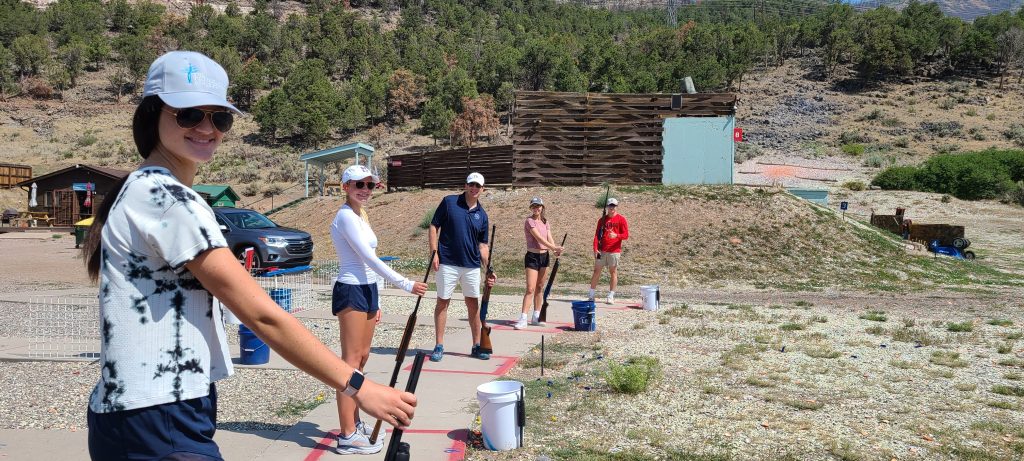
[[538, 233, 568, 323]]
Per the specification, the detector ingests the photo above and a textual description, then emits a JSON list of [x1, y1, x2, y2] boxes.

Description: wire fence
[[25, 296, 100, 360], [309, 257, 401, 290]]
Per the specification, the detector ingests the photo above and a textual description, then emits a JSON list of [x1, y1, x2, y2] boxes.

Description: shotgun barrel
[[538, 233, 568, 323], [478, 225, 496, 355]]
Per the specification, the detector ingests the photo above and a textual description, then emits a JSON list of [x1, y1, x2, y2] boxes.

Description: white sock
[[519, 313, 527, 322], [609, 291, 615, 297], [532, 311, 540, 320], [588, 288, 595, 298]]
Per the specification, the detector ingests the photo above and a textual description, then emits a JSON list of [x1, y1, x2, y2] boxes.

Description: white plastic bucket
[[476, 380, 523, 451], [640, 285, 660, 311]]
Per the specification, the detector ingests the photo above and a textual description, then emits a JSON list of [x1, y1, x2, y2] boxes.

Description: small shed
[[193, 184, 240, 207], [299, 142, 375, 197], [16, 164, 130, 226]]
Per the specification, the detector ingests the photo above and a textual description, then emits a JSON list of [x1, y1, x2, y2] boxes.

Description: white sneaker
[[513, 318, 528, 330], [529, 317, 544, 327], [355, 420, 383, 440], [606, 294, 615, 305], [336, 429, 383, 454]]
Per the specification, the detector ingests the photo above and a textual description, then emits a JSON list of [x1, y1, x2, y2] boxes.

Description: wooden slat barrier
[[0, 163, 32, 188], [512, 91, 736, 186], [386, 145, 514, 191]]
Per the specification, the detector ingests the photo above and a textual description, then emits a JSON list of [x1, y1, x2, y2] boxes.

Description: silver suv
[[212, 207, 313, 268]]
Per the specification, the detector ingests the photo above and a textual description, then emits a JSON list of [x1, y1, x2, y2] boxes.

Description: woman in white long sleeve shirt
[[329, 165, 428, 455]]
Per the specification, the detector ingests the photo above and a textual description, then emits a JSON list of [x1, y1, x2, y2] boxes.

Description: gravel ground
[[472, 294, 1024, 461], [0, 294, 514, 433]]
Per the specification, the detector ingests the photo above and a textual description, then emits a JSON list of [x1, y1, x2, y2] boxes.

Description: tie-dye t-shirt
[[89, 167, 232, 413]]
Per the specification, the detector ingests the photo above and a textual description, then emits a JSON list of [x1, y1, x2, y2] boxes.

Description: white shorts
[[436, 264, 481, 300]]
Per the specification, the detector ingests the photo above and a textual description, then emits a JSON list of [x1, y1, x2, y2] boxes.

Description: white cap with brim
[[607, 197, 619, 206], [342, 165, 379, 183], [466, 172, 485, 186], [143, 51, 242, 114]]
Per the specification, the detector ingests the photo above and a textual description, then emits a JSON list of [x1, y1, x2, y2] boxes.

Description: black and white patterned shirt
[[89, 167, 232, 413]]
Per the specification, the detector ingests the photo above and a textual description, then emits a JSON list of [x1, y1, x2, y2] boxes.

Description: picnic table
[[10, 212, 55, 227]]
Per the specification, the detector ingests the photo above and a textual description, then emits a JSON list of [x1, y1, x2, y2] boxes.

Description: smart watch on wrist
[[343, 369, 364, 397]]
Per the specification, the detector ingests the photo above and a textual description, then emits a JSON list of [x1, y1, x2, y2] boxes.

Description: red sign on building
[[733, 127, 743, 142]]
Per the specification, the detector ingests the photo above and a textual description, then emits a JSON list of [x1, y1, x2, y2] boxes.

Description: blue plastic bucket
[[269, 288, 292, 312], [239, 324, 269, 365], [571, 301, 596, 332]]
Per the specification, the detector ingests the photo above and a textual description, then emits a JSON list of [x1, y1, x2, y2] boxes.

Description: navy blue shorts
[[88, 384, 222, 461], [332, 281, 379, 315]]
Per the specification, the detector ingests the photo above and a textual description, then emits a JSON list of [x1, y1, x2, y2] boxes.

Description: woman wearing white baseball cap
[[82, 51, 416, 460], [329, 164, 428, 454]]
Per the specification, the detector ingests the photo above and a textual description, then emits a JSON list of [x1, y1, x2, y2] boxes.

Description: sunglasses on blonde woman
[[163, 107, 234, 133], [350, 181, 376, 190]]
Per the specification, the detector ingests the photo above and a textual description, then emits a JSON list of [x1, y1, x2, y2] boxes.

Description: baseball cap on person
[[606, 197, 619, 206], [530, 197, 544, 206], [466, 172, 485, 186], [342, 165, 379, 184], [143, 51, 241, 114]]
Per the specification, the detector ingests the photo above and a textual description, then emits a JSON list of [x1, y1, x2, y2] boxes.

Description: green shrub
[[860, 310, 887, 322], [842, 180, 866, 191], [606, 356, 661, 394], [418, 209, 434, 229], [920, 121, 963, 138], [872, 166, 920, 190], [1004, 124, 1024, 147], [839, 131, 869, 145], [842, 143, 865, 155], [947, 321, 973, 332], [1001, 181, 1024, 206], [917, 153, 1014, 200], [862, 153, 885, 168], [894, 137, 909, 148]]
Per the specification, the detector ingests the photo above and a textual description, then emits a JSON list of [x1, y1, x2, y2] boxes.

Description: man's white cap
[[606, 197, 619, 206], [342, 164, 379, 183], [143, 51, 241, 114], [466, 172, 485, 186]]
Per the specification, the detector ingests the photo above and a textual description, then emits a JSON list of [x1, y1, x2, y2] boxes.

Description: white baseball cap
[[342, 165, 379, 183], [143, 51, 241, 114], [466, 172, 485, 186], [606, 197, 619, 206]]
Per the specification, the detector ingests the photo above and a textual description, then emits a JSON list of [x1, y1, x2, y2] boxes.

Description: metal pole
[[541, 335, 545, 376]]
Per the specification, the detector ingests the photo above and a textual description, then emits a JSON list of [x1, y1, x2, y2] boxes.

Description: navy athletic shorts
[[87, 384, 222, 460], [332, 281, 380, 315]]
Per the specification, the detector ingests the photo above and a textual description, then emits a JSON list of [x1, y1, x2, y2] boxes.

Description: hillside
[[269, 185, 1023, 294]]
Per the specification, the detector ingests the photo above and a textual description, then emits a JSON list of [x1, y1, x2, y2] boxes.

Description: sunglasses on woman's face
[[164, 107, 234, 133], [350, 181, 376, 190]]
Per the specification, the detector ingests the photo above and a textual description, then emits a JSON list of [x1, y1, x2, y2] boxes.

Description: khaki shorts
[[596, 252, 620, 268]]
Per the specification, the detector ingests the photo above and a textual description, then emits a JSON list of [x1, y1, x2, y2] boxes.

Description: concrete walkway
[[0, 290, 633, 460]]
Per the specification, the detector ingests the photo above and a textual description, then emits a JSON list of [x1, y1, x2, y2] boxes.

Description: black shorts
[[332, 281, 380, 315], [524, 252, 550, 270]]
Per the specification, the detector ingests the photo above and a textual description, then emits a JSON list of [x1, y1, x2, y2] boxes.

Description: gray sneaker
[[336, 429, 383, 455]]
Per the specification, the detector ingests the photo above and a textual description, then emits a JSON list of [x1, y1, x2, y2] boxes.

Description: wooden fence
[[512, 91, 736, 186], [0, 163, 31, 188], [386, 145, 514, 191]]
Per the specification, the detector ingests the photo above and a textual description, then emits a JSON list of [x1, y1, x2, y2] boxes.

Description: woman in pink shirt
[[515, 197, 564, 329]]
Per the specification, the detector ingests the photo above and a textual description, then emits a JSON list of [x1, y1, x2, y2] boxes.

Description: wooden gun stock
[[478, 225, 496, 355], [369, 251, 435, 444], [538, 233, 568, 323]]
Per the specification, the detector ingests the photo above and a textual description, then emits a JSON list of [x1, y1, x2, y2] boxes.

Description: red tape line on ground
[[304, 429, 466, 461]]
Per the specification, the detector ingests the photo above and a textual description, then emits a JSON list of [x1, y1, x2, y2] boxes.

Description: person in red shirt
[[589, 197, 629, 304]]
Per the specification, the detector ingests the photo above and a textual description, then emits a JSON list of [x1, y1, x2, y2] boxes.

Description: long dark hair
[[83, 95, 164, 281]]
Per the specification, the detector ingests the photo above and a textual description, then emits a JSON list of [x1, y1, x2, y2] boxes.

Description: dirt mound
[[271, 185, 1017, 293]]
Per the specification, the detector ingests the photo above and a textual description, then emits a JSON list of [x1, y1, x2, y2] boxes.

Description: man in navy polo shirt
[[428, 172, 497, 361]]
